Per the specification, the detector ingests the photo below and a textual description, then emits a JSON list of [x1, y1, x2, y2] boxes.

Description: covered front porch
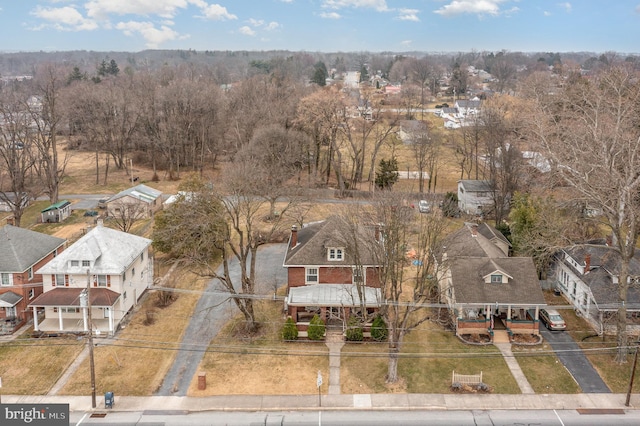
[[455, 303, 544, 338], [29, 287, 121, 336], [285, 284, 382, 335]]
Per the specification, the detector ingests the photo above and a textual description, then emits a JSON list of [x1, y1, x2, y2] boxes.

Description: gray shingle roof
[[458, 180, 492, 192], [283, 216, 380, 267], [37, 223, 151, 275], [563, 245, 640, 308], [449, 257, 545, 305], [443, 223, 508, 258], [0, 225, 66, 273]]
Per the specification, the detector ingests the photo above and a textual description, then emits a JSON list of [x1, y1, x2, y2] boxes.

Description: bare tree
[[108, 201, 147, 233], [528, 64, 640, 362]]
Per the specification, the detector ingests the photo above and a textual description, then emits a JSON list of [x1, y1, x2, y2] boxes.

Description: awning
[[28, 287, 120, 307], [0, 291, 23, 308], [286, 284, 382, 308]]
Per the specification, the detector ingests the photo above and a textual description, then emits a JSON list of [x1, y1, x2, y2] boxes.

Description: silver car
[[418, 200, 431, 213], [540, 308, 566, 331]]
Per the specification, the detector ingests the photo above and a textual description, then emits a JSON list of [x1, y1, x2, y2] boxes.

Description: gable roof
[[0, 225, 66, 273], [458, 180, 492, 192], [283, 216, 380, 267], [37, 223, 151, 275], [443, 223, 508, 259], [561, 244, 640, 308], [107, 184, 162, 204], [449, 257, 545, 305], [41, 200, 71, 212]]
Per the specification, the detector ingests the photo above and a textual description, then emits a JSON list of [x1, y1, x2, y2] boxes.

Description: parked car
[[418, 200, 431, 213], [539, 308, 566, 331]]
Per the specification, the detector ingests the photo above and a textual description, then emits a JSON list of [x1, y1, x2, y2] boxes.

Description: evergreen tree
[[375, 157, 399, 190], [311, 61, 328, 86]]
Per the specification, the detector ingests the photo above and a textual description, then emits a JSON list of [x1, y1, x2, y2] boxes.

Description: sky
[[1, 0, 639, 54]]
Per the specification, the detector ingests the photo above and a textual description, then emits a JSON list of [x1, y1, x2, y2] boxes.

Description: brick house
[[29, 221, 152, 336], [282, 217, 383, 334], [438, 222, 546, 340], [0, 225, 66, 334]]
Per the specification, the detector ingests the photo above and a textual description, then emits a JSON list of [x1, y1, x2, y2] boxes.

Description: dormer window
[[491, 274, 502, 283], [82, 260, 90, 267], [70, 260, 79, 267], [328, 247, 344, 261]]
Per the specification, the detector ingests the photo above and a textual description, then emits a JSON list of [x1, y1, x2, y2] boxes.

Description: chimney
[[584, 253, 591, 273], [290, 225, 298, 247], [97, 218, 104, 227]]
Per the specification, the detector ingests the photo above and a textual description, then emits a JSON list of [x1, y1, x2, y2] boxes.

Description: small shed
[[40, 200, 72, 223]]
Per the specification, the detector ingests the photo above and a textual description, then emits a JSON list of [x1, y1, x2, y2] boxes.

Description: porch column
[[32, 306, 39, 331], [507, 305, 512, 320], [58, 307, 64, 331], [534, 306, 540, 320], [108, 307, 114, 333]]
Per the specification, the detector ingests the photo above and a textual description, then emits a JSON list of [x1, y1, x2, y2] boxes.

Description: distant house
[[30, 221, 152, 336], [0, 192, 30, 212], [457, 180, 493, 216], [553, 242, 640, 335], [105, 184, 163, 219], [438, 223, 545, 340], [454, 99, 482, 117], [384, 84, 401, 95], [40, 200, 72, 223], [0, 225, 65, 334], [397, 120, 429, 145], [282, 217, 383, 335]]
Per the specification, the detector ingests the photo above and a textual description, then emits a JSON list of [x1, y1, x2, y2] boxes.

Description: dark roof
[[458, 180, 492, 192], [0, 225, 66, 273], [283, 216, 380, 267], [0, 291, 23, 307], [449, 257, 545, 305], [443, 223, 508, 258], [562, 244, 640, 308], [29, 287, 120, 307]]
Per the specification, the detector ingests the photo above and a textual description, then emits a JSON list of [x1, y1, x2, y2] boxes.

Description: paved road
[[155, 244, 288, 396], [540, 327, 611, 393]]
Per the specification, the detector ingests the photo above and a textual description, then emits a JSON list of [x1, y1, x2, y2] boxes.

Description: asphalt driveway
[[156, 243, 288, 396], [540, 327, 611, 393]]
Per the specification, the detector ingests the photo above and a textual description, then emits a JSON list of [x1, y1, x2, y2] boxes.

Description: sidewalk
[[2, 393, 639, 413]]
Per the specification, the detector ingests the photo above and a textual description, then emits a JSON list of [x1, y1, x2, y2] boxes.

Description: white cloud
[[265, 21, 281, 31], [197, 3, 237, 20], [558, 2, 572, 13], [400, 40, 412, 46], [397, 8, 419, 21], [30, 6, 98, 31], [322, 0, 388, 12], [247, 18, 265, 27], [434, 0, 508, 17], [116, 20, 185, 48], [238, 25, 256, 36], [320, 12, 341, 19], [543, 10, 551, 16]]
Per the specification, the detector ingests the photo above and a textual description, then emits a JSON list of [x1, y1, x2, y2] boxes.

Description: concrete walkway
[[494, 343, 535, 394], [326, 333, 344, 395], [49, 345, 90, 395]]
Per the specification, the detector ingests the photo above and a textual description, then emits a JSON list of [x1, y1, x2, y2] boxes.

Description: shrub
[[345, 316, 364, 341], [282, 317, 298, 341], [371, 315, 388, 341], [307, 314, 326, 340]]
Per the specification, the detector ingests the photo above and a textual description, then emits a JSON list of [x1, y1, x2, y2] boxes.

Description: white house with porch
[[30, 221, 152, 336]]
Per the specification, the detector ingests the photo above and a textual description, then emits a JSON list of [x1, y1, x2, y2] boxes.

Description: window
[[490, 274, 502, 283], [306, 268, 318, 284], [54, 274, 66, 286], [82, 260, 90, 267], [29, 289, 35, 299], [1, 273, 11, 286], [70, 260, 79, 267], [132, 267, 135, 276], [353, 267, 365, 284], [123, 271, 126, 281], [28, 267, 33, 280], [96, 275, 108, 287], [140, 252, 144, 262], [328, 248, 344, 261]]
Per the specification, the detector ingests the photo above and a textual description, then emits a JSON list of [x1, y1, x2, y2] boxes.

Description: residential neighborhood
[[0, 7, 639, 420]]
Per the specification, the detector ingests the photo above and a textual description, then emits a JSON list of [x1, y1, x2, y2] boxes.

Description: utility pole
[[626, 344, 639, 407], [86, 269, 97, 409]]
